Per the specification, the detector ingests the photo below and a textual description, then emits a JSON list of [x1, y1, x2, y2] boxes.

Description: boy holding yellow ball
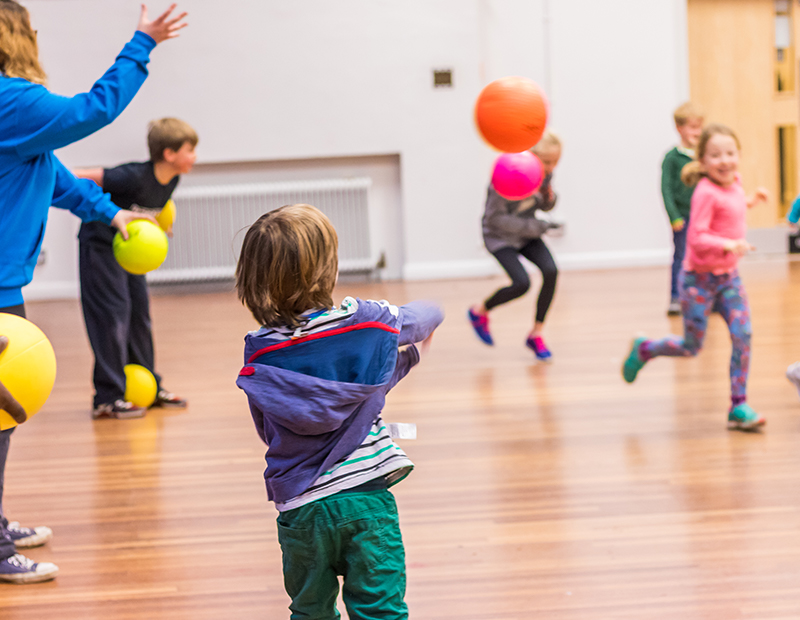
[[74, 118, 198, 419]]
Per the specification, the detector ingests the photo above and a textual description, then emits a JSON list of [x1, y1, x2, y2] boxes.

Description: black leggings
[[484, 239, 558, 323]]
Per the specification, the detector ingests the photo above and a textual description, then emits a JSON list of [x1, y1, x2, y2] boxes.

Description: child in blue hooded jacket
[[236, 204, 443, 620], [0, 1, 186, 584]]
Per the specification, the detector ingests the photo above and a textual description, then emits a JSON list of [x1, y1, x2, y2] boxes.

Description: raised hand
[[137, 4, 188, 44], [0, 337, 26, 424], [111, 210, 159, 240]]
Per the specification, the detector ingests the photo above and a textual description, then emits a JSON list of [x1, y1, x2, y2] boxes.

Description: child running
[[0, 1, 186, 583], [235, 204, 443, 619], [661, 103, 704, 316], [468, 131, 563, 360], [623, 124, 768, 431]]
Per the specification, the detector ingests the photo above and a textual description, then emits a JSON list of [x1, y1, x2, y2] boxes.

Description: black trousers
[[485, 239, 558, 324], [79, 233, 161, 407]]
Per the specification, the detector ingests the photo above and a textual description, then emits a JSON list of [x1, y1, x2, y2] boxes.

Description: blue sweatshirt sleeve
[[397, 300, 444, 346], [12, 31, 156, 159], [51, 157, 120, 224], [789, 195, 800, 224]]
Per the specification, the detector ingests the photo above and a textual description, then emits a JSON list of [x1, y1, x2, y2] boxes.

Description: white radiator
[[147, 177, 375, 283]]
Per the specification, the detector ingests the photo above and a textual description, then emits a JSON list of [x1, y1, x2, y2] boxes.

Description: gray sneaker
[[667, 299, 681, 316], [786, 362, 800, 398], [0, 553, 58, 584]]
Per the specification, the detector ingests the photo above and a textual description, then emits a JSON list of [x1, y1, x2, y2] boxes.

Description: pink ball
[[491, 151, 544, 200]]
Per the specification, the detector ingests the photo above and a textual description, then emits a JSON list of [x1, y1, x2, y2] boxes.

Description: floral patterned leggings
[[641, 270, 751, 402]]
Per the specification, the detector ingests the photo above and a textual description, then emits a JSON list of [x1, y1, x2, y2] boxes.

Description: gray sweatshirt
[[482, 174, 558, 253]]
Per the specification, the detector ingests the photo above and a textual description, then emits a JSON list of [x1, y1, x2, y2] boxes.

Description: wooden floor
[[3, 260, 800, 619]]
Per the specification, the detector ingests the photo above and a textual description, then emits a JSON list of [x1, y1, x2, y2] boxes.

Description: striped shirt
[[260, 297, 414, 512], [276, 417, 414, 512]]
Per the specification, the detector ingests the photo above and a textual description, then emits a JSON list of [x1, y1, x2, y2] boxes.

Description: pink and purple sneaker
[[526, 335, 552, 361], [468, 309, 493, 346]]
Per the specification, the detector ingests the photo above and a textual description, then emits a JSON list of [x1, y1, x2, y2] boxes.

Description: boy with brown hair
[[235, 204, 443, 619], [74, 118, 198, 419], [662, 102, 704, 316]]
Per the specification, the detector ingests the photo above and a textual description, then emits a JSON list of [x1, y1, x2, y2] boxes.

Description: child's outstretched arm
[[12, 5, 187, 160], [52, 159, 156, 239], [397, 300, 444, 347]]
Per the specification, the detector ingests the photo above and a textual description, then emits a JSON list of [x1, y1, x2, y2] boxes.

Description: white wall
[[22, 0, 688, 300]]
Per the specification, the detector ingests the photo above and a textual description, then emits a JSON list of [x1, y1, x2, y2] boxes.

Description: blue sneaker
[[622, 337, 647, 383], [727, 403, 766, 431], [468, 309, 493, 346], [8, 522, 52, 549], [0, 553, 58, 584], [526, 335, 552, 361]]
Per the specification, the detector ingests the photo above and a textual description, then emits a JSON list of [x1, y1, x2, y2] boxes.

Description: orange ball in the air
[[475, 77, 549, 152]]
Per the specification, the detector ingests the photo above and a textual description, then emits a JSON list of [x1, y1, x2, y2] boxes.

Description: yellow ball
[[112, 220, 169, 275], [155, 199, 176, 231], [0, 314, 57, 430], [124, 364, 157, 408]]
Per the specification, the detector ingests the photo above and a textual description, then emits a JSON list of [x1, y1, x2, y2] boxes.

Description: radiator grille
[[148, 177, 374, 283]]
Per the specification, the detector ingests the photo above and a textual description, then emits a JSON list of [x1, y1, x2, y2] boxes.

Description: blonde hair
[[0, 1, 46, 84], [674, 102, 704, 127], [236, 204, 339, 327], [532, 130, 562, 155], [147, 118, 199, 162], [680, 123, 741, 186]]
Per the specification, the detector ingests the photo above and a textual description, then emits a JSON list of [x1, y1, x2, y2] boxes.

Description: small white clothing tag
[[387, 423, 417, 440]]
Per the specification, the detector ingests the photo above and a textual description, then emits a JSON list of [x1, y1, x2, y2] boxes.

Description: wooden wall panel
[[688, 0, 781, 227]]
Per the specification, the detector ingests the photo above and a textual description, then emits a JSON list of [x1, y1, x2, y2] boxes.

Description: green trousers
[[276, 489, 408, 620]]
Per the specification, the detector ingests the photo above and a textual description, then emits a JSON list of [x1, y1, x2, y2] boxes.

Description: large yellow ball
[[155, 199, 176, 232], [112, 220, 169, 275], [124, 364, 157, 408], [0, 314, 57, 430]]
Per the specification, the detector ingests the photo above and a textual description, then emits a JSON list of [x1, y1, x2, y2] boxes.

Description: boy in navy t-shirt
[[74, 118, 198, 419]]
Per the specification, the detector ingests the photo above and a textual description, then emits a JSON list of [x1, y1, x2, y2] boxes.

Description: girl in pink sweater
[[622, 124, 768, 431]]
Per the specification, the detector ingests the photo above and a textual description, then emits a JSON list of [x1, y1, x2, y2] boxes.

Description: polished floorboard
[[2, 260, 800, 619]]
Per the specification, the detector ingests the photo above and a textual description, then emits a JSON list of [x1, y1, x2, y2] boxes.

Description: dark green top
[[661, 147, 695, 222]]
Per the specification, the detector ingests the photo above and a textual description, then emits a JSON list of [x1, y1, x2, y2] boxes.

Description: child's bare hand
[[747, 188, 769, 208], [724, 238, 754, 256], [421, 333, 435, 354], [111, 211, 159, 240], [671, 218, 685, 232], [788, 220, 800, 234], [0, 337, 26, 424], [137, 4, 188, 44]]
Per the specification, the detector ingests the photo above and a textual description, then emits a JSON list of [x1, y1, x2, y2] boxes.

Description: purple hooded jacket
[[236, 298, 444, 504]]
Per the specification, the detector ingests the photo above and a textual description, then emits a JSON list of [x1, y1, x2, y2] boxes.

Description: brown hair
[[147, 118, 199, 162], [236, 204, 339, 327], [681, 123, 741, 186], [531, 130, 562, 154], [0, 1, 46, 84], [673, 102, 704, 127]]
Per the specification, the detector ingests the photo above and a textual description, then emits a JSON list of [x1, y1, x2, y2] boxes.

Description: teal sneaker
[[727, 403, 766, 431], [622, 337, 647, 383]]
